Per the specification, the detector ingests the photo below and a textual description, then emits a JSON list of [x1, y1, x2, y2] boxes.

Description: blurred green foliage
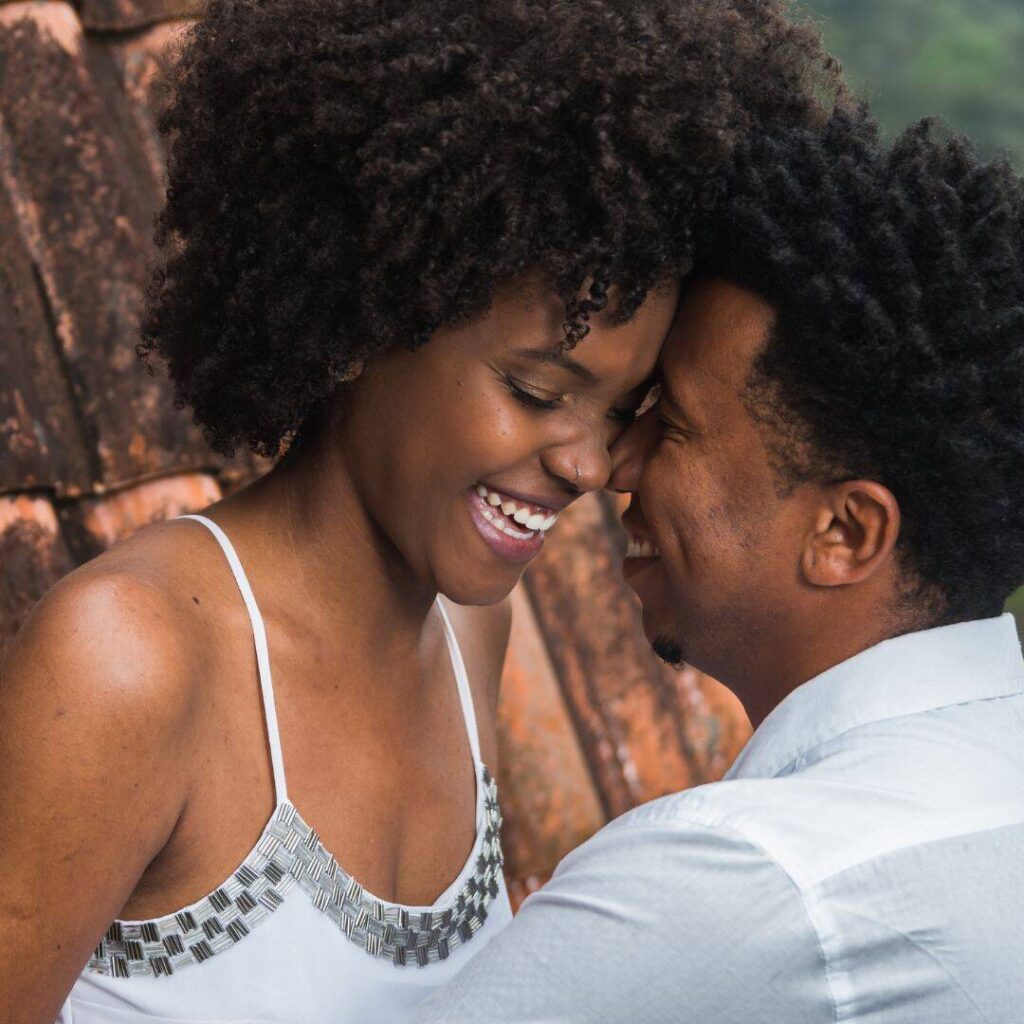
[[798, 0, 1024, 627], [799, 0, 1024, 164], [1007, 587, 1024, 625]]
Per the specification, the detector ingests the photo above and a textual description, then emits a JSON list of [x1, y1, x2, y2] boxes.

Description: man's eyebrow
[[514, 347, 598, 385]]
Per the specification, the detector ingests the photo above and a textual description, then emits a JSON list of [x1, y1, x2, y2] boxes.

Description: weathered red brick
[[92, 19, 277, 490], [498, 585, 607, 887], [0, 179, 93, 494], [89, 19, 190, 197], [76, 0, 197, 33], [0, 495, 74, 658], [58, 471, 221, 557], [0, 2, 212, 491]]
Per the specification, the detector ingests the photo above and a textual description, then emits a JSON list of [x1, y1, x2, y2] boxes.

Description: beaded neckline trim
[[87, 766, 503, 977]]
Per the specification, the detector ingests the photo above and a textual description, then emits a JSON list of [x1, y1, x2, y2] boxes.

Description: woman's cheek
[[465, 394, 541, 465]]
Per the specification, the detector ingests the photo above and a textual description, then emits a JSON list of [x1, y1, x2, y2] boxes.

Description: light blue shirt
[[421, 614, 1024, 1023]]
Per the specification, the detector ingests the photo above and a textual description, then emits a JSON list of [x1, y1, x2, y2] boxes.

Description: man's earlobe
[[800, 481, 900, 588]]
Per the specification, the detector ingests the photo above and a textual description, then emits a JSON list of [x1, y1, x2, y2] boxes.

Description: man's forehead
[[660, 277, 776, 393]]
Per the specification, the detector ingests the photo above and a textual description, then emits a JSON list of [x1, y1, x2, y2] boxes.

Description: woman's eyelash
[[504, 376, 560, 410], [503, 375, 641, 422]]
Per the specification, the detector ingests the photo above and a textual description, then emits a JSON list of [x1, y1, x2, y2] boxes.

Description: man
[[420, 108, 1024, 1022]]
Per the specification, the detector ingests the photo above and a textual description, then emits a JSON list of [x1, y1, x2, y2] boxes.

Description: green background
[[799, 0, 1024, 163], [797, 0, 1024, 627]]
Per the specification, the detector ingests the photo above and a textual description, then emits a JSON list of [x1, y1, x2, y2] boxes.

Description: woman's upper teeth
[[475, 484, 558, 532]]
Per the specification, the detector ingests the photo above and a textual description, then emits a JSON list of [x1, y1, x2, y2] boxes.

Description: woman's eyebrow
[[513, 347, 598, 385]]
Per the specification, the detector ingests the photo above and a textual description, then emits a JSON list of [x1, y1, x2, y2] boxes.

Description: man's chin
[[651, 634, 685, 668]]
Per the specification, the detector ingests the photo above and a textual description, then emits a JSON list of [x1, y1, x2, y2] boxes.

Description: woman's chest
[[66, 887, 512, 1024], [123, 652, 482, 920]]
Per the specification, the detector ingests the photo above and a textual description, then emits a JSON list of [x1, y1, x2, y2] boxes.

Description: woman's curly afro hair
[[696, 107, 1024, 622], [139, 0, 844, 459]]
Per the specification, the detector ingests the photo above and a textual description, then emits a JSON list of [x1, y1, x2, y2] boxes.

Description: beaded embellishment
[[87, 767, 504, 977]]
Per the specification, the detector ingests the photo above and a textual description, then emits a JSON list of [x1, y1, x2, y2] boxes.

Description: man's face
[[610, 277, 813, 698]]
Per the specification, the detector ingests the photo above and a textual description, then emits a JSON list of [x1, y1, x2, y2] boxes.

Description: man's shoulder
[[605, 774, 819, 844], [590, 698, 1024, 891], [606, 777, 780, 833], [554, 778, 804, 888], [582, 772, 882, 892]]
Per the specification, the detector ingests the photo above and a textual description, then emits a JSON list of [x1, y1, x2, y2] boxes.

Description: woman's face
[[338, 277, 678, 605]]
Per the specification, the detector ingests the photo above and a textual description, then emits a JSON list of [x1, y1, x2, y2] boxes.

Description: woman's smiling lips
[[466, 484, 561, 563]]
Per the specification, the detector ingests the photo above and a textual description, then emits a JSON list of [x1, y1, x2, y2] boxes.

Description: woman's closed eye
[[503, 375, 563, 410], [503, 373, 648, 428]]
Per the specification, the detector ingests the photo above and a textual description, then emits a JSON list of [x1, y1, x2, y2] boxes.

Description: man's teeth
[[475, 484, 558, 535], [626, 536, 660, 558]]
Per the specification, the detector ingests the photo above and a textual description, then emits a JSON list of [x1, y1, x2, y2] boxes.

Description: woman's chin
[[437, 570, 523, 608], [426, 487, 552, 605]]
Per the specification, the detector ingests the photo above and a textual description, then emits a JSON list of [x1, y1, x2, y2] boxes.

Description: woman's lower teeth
[[481, 504, 536, 539], [474, 484, 559, 541]]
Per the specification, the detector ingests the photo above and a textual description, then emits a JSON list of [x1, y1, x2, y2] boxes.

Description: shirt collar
[[725, 613, 1024, 781]]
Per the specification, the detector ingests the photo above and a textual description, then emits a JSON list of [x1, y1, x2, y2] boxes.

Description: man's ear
[[800, 480, 901, 588]]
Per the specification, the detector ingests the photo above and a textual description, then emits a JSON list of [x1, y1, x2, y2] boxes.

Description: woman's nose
[[540, 423, 612, 492], [608, 408, 656, 494]]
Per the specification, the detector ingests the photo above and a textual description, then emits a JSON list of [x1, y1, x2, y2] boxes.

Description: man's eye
[[504, 376, 560, 410], [655, 415, 688, 444], [655, 408, 687, 439]]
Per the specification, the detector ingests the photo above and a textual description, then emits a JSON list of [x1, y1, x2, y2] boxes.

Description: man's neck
[[735, 606, 925, 730]]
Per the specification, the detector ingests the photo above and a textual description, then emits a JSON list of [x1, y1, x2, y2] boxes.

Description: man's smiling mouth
[[626, 535, 661, 558]]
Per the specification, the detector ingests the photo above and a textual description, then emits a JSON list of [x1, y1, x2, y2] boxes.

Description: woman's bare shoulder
[[0, 519, 216, 754], [0, 521, 217, 1016]]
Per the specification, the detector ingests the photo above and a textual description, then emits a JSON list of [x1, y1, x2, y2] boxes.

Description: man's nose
[[608, 408, 656, 494]]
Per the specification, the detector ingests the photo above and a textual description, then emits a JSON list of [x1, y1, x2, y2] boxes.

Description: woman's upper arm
[[0, 570, 198, 1024]]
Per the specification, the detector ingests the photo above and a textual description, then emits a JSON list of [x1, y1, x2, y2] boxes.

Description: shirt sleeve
[[417, 806, 833, 1024]]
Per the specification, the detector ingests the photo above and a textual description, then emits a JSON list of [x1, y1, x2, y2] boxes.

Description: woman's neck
[[211, 428, 441, 682]]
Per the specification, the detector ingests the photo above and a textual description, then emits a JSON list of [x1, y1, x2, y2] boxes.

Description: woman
[[0, 0, 841, 1020]]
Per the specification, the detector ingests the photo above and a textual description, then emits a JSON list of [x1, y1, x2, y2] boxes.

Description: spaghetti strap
[[434, 598, 483, 770], [176, 514, 289, 804]]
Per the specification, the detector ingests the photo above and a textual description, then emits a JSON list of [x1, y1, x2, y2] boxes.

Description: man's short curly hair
[[696, 107, 1024, 622], [139, 0, 844, 459]]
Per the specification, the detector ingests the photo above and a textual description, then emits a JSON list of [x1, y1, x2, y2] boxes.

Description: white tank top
[[58, 514, 512, 1024]]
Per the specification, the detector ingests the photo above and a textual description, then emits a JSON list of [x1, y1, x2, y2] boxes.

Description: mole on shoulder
[[192, 596, 200, 605]]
